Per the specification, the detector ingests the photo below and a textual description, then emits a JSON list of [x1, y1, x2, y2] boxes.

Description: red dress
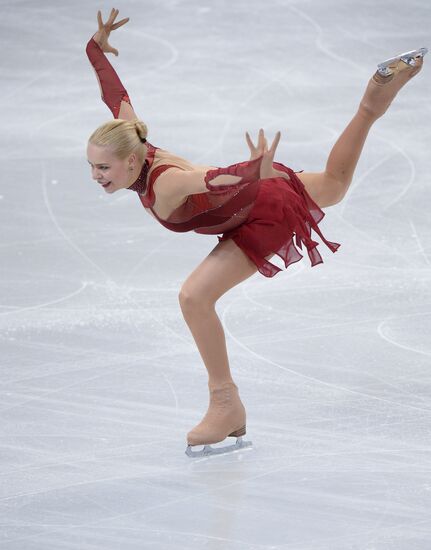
[[128, 142, 341, 278], [86, 37, 341, 278]]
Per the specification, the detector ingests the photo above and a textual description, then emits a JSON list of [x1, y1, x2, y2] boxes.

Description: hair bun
[[134, 120, 148, 143]]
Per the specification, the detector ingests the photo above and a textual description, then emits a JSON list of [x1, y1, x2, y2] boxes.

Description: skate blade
[[377, 47, 428, 76], [185, 436, 253, 458]]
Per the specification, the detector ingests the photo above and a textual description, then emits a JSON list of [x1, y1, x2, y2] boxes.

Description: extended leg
[[322, 108, 375, 201], [296, 54, 425, 208], [295, 110, 374, 208]]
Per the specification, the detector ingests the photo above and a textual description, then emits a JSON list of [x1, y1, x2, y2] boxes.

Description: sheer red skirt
[[216, 164, 341, 278]]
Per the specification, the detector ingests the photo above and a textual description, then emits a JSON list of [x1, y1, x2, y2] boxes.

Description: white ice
[[1, 0, 431, 548]]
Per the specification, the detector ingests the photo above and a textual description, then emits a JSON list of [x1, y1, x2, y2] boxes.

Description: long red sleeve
[[204, 156, 263, 194], [86, 37, 133, 119]]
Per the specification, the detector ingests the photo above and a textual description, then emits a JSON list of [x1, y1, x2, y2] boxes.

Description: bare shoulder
[[152, 147, 217, 172]]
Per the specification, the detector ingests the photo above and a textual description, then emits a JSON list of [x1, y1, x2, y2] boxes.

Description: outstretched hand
[[246, 129, 281, 179], [92, 8, 129, 56]]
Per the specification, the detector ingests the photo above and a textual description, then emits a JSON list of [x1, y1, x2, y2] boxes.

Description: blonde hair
[[88, 119, 149, 163]]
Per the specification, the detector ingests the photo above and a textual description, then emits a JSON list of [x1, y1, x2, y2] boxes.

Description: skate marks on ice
[[408, 218, 431, 267], [222, 287, 431, 416]]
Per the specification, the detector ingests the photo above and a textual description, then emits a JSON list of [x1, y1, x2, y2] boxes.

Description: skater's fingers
[[258, 128, 265, 147], [112, 17, 129, 30], [245, 131, 256, 151], [97, 10, 104, 29], [107, 8, 119, 28], [269, 131, 281, 154], [106, 8, 114, 25], [106, 43, 119, 56], [107, 8, 118, 26]]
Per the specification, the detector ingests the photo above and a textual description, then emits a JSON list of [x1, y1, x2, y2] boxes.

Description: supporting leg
[[179, 303, 234, 388], [179, 238, 259, 387], [179, 238, 270, 449]]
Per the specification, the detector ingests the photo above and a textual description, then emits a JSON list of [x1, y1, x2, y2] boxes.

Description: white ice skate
[[376, 47, 428, 77], [185, 382, 253, 458]]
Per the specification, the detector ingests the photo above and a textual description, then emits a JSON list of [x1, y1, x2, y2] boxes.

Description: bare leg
[[180, 305, 234, 388], [322, 109, 375, 201], [296, 55, 424, 208], [179, 239, 274, 446], [179, 238, 260, 387]]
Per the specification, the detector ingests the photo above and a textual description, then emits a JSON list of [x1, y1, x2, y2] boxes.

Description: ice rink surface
[[1, 0, 431, 548]]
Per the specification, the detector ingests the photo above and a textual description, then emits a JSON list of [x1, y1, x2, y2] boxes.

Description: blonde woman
[[86, 8, 426, 457]]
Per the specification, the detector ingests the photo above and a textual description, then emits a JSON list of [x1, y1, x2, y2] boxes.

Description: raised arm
[[86, 8, 138, 120]]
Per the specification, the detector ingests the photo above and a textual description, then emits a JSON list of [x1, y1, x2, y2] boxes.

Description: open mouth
[[100, 181, 112, 188]]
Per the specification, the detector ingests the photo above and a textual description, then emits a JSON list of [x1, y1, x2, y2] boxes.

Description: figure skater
[[85, 8, 427, 457]]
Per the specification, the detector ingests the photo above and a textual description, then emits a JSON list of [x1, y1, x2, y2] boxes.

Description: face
[[87, 143, 136, 193]]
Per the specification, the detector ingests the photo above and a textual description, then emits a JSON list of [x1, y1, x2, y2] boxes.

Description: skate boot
[[359, 46, 428, 119], [185, 381, 253, 458]]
